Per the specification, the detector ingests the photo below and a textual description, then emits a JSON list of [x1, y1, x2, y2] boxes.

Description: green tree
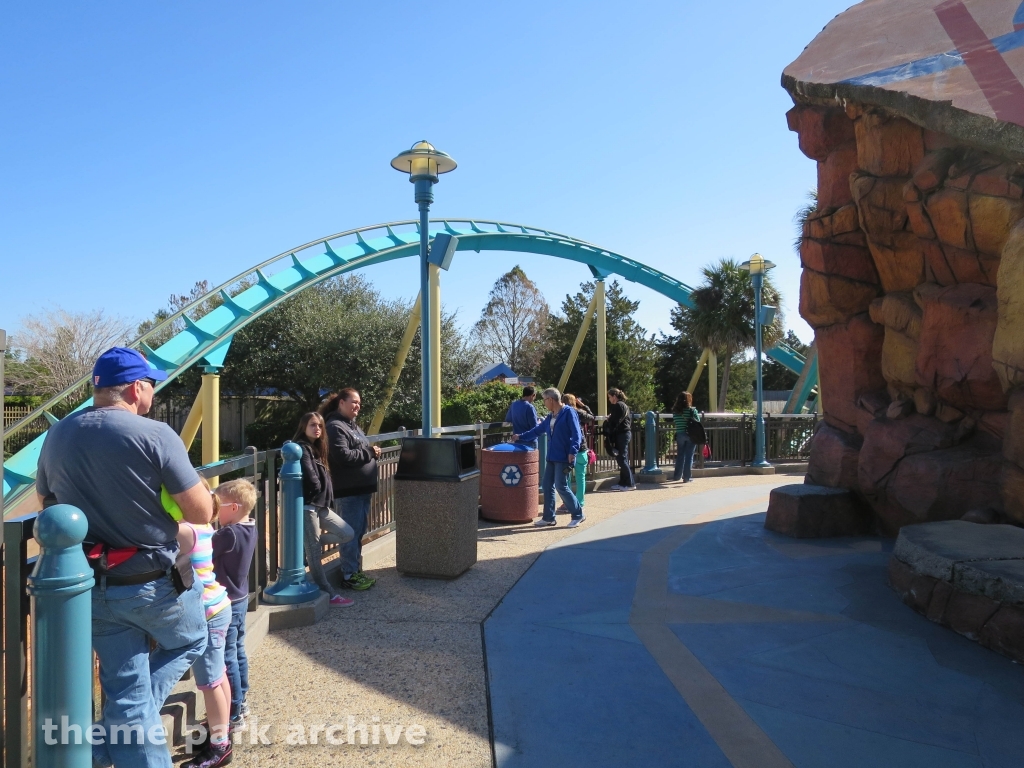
[[537, 280, 659, 413], [473, 266, 550, 376], [441, 381, 522, 426], [675, 258, 783, 409], [218, 275, 479, 448]]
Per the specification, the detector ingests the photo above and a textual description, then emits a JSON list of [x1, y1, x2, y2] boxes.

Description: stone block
[[906, 200, 936, 240], [858, 414, 957, 496], [1003, 389, 1024, 468], [968, 193, 1024, 255], [856, 390, 891, 433], [944, 591, 1000, 640], [911, 149, 956, 192], [926, 188, 971, 250], [765, 484, 872, 538], [888, 556, 938, 613], [970, 166, 1024, 199], [799, 269, 880, 329], [992, 221, 1024, 391], [1001, 461, 1024, 525], [395, 475, 480, 579], [854, 111, 924, 177], [880, 327, 919, 389], [865, 233, 926, 293], [979, 410, 1008, 441], [800, 239, 879, 284], [891, 519, 1024, 580], [815, 313, 886, 431], [851, 173, 910, 246], [914, 282, 1005, 411], [806, 421, 862, 489], [879, 440, 1003, 532], [943, 245, 1000, 286], [913, 387, 936, 416], [926, 580, 954, 622], [954, 559, 1024, 607], [817, 143, 859, 209], [978, 605, 1024, 662], [787, 105, 856, 161], [921, 239, 957, 285], [868, 292, 922, 338]]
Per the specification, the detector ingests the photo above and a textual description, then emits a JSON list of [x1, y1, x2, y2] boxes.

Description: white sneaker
[[608, 484, 623, 491], [534, 518, 557, 527], [567, 515, 586, 529], [619, 485, 636, 492]]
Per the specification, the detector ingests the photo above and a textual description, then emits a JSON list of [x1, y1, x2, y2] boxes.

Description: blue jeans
[[225, 597, 249, 719], [91, 577, 207, 768], [336, 494, 371, 578], [673, 435, 696, 482], [543, 461, 583, 522], [613, 432, 634, 487], [193, 603, 231, 689]]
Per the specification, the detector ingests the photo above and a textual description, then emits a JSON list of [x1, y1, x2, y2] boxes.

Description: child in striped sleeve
[[177, 480, 235, 768]]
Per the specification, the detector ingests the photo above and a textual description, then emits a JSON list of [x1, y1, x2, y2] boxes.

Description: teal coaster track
[[2, 219, 806, 506]]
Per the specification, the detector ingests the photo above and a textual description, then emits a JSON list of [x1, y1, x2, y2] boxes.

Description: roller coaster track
[[3, 218, 807, 507]]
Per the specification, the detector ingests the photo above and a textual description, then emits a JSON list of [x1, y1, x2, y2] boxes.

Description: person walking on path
[[513, 387, 586, 528], [559, 393, 593, 512], [671, 391, 701, 483], [505, 385, 541, 447], [604, 387, 635, 490], [35, 347, 212, 768], [293, 411, 355, 605], [320, 389, 380, 591]]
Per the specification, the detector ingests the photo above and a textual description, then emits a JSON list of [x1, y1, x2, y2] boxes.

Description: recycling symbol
[[500, 464, 522, 487]]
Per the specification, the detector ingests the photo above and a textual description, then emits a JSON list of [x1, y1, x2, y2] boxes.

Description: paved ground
[[230, 474, 797, 767], [486, 485, 1024, 768]]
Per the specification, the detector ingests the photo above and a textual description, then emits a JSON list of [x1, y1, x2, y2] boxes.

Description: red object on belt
[[87, 542, 139, 570]]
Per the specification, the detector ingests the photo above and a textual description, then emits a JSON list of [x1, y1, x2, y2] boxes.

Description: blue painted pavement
[[484, 482, 1024, 768]]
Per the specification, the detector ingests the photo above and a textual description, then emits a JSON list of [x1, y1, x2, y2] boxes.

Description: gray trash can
[[394, 436, 480, 578]]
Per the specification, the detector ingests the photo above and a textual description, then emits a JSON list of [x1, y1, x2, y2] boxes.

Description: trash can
[[480, 443, 538, 523], [394, 436, 480, 578]]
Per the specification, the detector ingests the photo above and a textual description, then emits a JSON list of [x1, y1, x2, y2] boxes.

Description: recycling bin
[[394, 436, 480, 578], [480, 443, 539, 523]]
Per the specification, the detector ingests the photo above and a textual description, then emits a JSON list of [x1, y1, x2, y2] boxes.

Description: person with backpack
[[671, 391, 703, 483], [604, 388, 635, 491]]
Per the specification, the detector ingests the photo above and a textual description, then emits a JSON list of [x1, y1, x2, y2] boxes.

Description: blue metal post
[[640, 411, 663, 475], [415, 178, 435, 436], [538, 432, 548, 470], [263, 442, 320, 604], [27, 504, 94, 768], [752, 273, 771, 468]]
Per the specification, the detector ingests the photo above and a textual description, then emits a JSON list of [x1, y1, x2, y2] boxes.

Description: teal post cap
[[28, 505, 94, 595]]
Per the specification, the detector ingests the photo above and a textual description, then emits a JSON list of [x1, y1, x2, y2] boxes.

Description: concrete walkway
[[486, 485, 1024, 768], [229, 475, 794, 767]]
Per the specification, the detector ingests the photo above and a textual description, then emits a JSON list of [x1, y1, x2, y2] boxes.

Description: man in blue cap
[[36, 347, 215, 768]]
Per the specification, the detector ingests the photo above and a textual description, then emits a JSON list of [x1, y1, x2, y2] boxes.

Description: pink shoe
[[330, 595, 354, 607]]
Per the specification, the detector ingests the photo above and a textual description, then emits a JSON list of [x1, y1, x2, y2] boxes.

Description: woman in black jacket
[[293, 411, 354, 606], [320, 389, 381, 591], [603, 388, 635, 490]]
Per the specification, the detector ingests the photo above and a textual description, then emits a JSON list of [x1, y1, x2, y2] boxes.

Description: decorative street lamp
[[391, 141, 457, 436], [740, 253, 776, 468]]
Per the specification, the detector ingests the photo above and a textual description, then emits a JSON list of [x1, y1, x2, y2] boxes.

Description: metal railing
[[649, 412, 818, 468]]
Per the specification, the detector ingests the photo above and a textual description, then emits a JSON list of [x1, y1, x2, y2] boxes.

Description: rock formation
[[783, 0, 1024, 534]]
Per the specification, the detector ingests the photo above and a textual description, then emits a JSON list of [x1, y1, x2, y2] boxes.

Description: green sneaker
[[342, 572, 375, 591]]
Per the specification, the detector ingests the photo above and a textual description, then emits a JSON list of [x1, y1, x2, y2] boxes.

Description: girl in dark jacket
[[320, 389, 381, 591], [293, 412, 355, 606], [604, 388, 635, 490]]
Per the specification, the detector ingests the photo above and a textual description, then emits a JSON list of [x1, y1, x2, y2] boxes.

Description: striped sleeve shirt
[[184, 523, 232, 620], [673, 408, 700, 437]]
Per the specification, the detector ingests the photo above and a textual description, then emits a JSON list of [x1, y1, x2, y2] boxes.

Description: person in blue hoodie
[[513, 387, 586, 529]]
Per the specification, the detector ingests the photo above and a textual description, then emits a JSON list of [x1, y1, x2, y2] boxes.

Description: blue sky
[[1, 1, 855, 349]]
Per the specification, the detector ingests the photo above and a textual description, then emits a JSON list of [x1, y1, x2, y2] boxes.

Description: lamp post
[[740, 253, 776, 469], [391, 141, 457, 436]]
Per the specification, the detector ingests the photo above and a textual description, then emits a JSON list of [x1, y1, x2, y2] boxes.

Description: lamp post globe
[[740, 253, 776, 468], [390, 141, 457, 436]]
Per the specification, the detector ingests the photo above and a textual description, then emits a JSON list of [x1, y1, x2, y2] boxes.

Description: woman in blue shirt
[[513, 387, 586, 528]]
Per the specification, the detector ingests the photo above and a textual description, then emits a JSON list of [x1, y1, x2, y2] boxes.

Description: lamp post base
[[263, 568, 320, 605]]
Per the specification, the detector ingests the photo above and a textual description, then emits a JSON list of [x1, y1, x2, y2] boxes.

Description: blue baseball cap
[[92, 347, 168, 387]]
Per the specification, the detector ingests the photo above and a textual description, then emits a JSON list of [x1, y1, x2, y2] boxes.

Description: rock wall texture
[[788, 103, 1024, 534]]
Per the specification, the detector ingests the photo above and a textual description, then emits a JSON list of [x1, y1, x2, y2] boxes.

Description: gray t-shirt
[[36, 406, 200, 574]]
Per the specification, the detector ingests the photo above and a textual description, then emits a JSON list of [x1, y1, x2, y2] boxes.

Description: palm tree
[[793, 188, 818, 252], [679, 258, 784, 410]]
